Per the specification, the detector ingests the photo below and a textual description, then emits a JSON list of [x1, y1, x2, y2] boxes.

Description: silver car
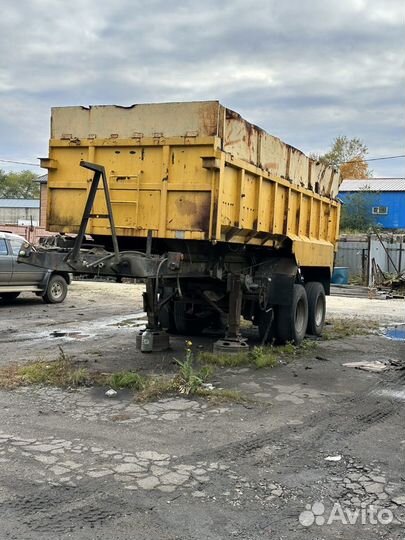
[[0, 232, 69, 303]]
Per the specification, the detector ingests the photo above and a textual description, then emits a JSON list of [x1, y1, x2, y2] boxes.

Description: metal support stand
[[145, 277, 159, 330], [213, 274, 248, 353], [65, 162, 169, 353], [68, 161, 120, 264], [135, 328, 170, 352], [136, 278, 170, 352]]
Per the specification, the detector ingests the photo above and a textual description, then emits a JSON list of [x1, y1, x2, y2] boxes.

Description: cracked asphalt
[[0, 281, 404, 539]]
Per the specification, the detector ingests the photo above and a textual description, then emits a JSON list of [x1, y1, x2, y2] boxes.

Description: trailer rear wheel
[[305, 282, 326, 336], [276, 284, 308, 345]]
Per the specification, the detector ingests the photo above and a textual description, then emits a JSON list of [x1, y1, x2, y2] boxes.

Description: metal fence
[[336, 234, 405, 285]]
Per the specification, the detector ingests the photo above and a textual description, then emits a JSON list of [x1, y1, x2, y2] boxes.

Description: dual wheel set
[[258, 281, 326, 346], [158, 281, 326, 346]]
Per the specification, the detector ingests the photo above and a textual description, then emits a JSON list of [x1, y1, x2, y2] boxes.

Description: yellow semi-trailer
[[23, 101, 341, 351]]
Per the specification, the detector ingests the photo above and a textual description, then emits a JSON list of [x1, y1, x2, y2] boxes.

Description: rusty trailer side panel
[[42, 101, 341, 269], [49, 101, 340, 198]]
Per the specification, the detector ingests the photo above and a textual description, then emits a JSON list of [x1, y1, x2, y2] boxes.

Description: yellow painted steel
[[42, 136, 340, 269]]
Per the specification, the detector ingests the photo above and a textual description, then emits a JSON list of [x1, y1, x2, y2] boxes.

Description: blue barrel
[[331, 267, 349, 285]]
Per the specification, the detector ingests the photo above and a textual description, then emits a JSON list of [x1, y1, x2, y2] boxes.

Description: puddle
[[48, 312, 147, 340], [108, 317, 146, 328], [50, 331, 90, 340], [382, 324, 405, 341], [4, 311, 147, 344]]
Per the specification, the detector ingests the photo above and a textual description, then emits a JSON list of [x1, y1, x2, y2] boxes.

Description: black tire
[[305, 282, 326, 336], [43, 274, 68, 304], [276, 284, 308, 345], [0, 292, 20, 302]]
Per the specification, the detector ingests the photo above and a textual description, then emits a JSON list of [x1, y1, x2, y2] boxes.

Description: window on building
[[371, 206, 388, 215]]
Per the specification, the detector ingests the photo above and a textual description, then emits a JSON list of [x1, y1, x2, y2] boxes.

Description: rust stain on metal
[[199, 103, 219, 136], [225, 109, 240, 121], [49, 210, 78, 229], [174, 194, 210, 231], [196, 198, 211, 231], [262, 162, 278, 170], [225, 138, 244, 146], [176, 197, 197, 216]]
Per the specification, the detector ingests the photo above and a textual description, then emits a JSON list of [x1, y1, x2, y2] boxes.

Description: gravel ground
[[0, 281, 404, 539]]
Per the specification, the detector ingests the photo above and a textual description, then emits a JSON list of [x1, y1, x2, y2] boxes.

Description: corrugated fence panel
[[337, 235, 405, 284], [335, 240, 368, 277], [380, 242, 405, 273]]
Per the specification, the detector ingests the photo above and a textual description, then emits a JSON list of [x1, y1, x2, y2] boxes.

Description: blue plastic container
[[331, 267, 349, 285]]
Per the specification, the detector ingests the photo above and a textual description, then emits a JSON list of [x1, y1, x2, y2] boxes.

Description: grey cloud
[[0, 0, 404, 177]]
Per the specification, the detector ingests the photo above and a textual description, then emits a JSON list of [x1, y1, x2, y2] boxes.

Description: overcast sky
[[0, 0, 404, 177]]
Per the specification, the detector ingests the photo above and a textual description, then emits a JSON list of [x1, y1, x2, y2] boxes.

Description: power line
[[1, 154, 405, 167], [344, 154, 405, 164], [0, 158, 41, 167], [365, 154, 405, 162]]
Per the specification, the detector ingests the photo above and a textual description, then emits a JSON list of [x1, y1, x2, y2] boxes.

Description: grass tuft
[[0, 341, 274, 405], [0, 347, 97, 390], [322, 318, 379, 340], [0, 364, 23, 390], [136, 377, 176, 402], [105, 371, 145, 390], [250, 346, 278, 369], [198, 340, 316, 370], [18, 361, 90, 387], [198, 351, 250, 368], [17, 348, 92, 388], [175, 354, 214, 395]]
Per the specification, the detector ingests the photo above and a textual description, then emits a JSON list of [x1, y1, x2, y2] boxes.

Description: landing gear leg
[[136, 278, 170, 352], [213, 274, 248, 354]]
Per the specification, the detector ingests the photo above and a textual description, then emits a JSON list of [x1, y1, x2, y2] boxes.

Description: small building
[[339, 178, 405, 230], [0, 199, 40, 226]]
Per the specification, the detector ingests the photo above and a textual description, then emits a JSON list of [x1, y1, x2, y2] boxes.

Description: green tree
[[0, 170, 40, 199], [312, 136, 372, 179], [340, 188, 379, 231]]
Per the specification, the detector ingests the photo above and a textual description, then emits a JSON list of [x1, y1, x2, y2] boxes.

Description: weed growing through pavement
[[0, 339, 277, 405], [106, 371, 146, 391], [322, 318, 379, 340], [175, 340, 213, 395], [198, 339, 317, 369], [136, 377, 176, 402], [0, 340, 248, 404], [22, 346, 92, 387]]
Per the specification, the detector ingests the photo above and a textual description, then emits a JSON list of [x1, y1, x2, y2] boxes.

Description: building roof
[[0, 199, 40, 208], [35, 174, 48, 184], [340, 178, 405, 192]]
